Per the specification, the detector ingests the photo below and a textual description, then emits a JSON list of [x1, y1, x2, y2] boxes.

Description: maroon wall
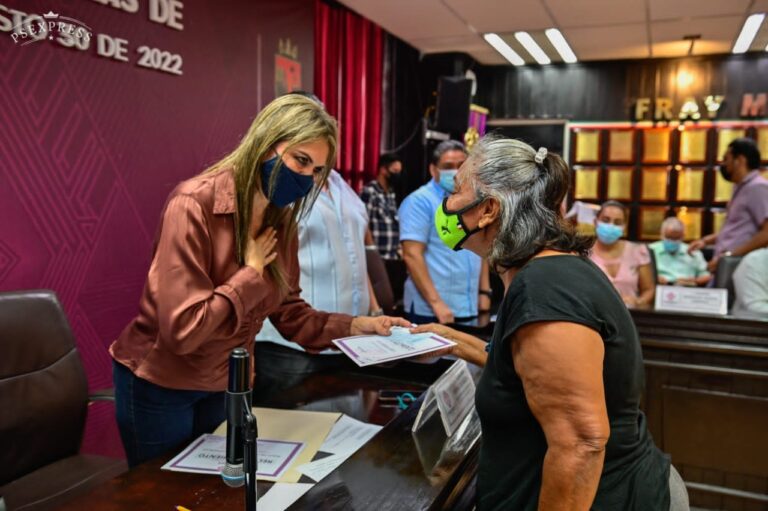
[[0, 0, 314, 456]]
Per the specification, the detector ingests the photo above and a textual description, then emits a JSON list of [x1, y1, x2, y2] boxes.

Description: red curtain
[[315, 0, 383, 192]]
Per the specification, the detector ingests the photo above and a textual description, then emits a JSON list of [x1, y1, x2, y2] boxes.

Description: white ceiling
[[337, 0, 768, 65]]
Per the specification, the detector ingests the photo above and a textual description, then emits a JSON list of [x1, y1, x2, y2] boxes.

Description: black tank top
[[475, 255, 670, 510]]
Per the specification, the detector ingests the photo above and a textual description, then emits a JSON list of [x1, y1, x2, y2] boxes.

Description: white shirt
[[732, 248, 768, 319], [257, 170, 370, 352]]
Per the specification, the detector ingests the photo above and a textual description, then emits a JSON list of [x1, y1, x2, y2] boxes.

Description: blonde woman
[[110, 95, 406, 467]]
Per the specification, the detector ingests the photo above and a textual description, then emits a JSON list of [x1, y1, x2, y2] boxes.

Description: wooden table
[[55, 360, 480, 511]]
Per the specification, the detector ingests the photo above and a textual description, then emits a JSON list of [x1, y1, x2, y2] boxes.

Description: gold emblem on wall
[[275, 38, 302, 96]]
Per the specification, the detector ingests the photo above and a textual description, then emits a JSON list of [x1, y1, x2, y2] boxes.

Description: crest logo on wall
[[275, 38, 301, 96]]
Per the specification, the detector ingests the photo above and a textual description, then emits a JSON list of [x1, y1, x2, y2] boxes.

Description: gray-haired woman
[[413, 136, 688, 510]]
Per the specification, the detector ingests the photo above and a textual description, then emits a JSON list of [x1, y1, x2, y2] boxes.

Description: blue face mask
[[662, 239, 681, 254], [438, 169, 457, 193], [260, 155, 314, 207], [595, 221, 623, 245]]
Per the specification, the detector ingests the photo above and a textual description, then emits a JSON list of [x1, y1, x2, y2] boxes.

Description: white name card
[[654, 285, 728, 315], [412, 360, 476, 437]]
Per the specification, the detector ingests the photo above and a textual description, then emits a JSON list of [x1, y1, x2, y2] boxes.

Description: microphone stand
[[242, 395, 258, 511]]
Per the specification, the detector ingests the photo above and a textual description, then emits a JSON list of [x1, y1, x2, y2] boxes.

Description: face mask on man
[[718, 163, 733, 183], [434, 196, 484, 251], [438, 169, 458, 193], [260, 154, 314, 207], [595, 221, 623, 245], [387, 169, 402, 188], [662, 239, 681, 254]]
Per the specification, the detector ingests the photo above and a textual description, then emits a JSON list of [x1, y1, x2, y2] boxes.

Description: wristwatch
[[479, 289, 493, 298], [370, 308, 384, 317], [722, 251, 733, 257]]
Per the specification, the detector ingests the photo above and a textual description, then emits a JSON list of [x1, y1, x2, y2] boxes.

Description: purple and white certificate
[[332, 327, 455, 367], [161, 433, 304, 481]]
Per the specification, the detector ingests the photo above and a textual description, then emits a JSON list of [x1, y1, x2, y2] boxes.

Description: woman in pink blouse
[[589, 201, 655, 307]]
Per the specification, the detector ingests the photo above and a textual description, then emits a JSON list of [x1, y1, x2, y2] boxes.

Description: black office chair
[[714, 256, 743, 310], [647, 246, 659, 285], [0, 290, 127, 511]]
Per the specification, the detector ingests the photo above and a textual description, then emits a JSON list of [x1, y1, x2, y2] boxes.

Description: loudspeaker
[[434, 77, 472, 135]]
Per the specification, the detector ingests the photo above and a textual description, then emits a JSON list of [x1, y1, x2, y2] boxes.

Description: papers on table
[[165, 410, 384, 511], [295, 415, 382, 483], [161, 434, 303, 480], [333, 326, 455, 367], [213, 408, 340, 483]]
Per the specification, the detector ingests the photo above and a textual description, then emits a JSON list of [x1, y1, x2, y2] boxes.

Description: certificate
[[333, 327, 455, 367], [639, 207, 667, 240], [675, 207, 702, 240], [606, 167, 633, 201], [679, 129, 707, 163], [641, 167, 669, 201], [714, 169, 733, 202], [676, 167, 704, 202], [162, 434, 305, 480], [717, 128, 744, 159], [643, 129, 671, 163], [573, 130, 600, 163], [608, 130, 634, 163], [573, 167, 600, 200]]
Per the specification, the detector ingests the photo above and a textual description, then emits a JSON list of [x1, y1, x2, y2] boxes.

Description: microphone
[[221, 348, 250, 487]]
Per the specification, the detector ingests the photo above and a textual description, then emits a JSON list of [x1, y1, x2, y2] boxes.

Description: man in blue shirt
[[399, 140, 489, 324]]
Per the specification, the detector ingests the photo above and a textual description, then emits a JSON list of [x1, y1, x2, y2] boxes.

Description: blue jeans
[[113, 361, 225, 467]]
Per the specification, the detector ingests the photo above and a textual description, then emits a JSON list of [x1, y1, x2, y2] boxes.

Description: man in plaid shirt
[[361, 153, 403, 260]]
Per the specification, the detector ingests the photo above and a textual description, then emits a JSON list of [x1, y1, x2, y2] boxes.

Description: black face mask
[[718, 164, 733, 183], [387, 171, 402, 188]]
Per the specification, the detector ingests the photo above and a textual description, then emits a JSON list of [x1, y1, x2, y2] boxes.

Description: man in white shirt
[[732, 248, 768, 319], [254, 169, 380, 402]]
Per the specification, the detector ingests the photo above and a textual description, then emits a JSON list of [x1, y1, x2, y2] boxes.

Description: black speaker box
[[434, 76, 472, 135]]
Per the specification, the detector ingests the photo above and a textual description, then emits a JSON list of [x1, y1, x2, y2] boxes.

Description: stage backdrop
[[0, 0, 314, 457]]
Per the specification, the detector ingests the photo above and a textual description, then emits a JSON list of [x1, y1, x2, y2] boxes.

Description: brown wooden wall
[[633, 310, 768, 510]]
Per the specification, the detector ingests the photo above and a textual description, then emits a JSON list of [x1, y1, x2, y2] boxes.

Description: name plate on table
[[412, 360, 475, 436], [655, 285, 728, 315]]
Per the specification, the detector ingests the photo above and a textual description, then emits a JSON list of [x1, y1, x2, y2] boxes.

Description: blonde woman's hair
[[203, 94, 338, 292]]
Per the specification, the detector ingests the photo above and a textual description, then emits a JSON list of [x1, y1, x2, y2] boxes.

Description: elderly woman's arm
[[410, 323, 488, 367], [512, 321, 609, 511]]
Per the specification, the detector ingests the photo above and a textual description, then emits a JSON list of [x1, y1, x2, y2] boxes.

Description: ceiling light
[[545, 28, 577, 63], [732, 13, 765, 54], [514, 31, 551, 65], [483, 33, 524, 66], [677, 70, 694, 88]]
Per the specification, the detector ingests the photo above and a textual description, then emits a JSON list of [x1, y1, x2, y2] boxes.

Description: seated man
[[649, 217, 711, 287], [732, 247, 768, 319], [399, 140, 489, 324]]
